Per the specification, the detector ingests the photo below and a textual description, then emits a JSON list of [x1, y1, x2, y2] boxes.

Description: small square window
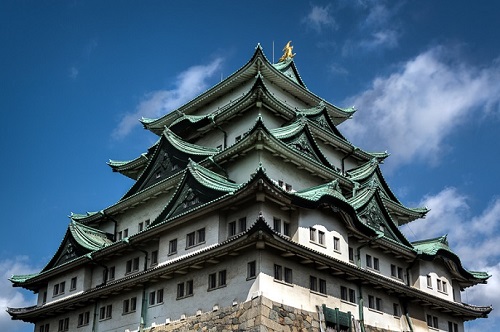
[[373, 257, 380, 271], [283, 221, 290, 237]]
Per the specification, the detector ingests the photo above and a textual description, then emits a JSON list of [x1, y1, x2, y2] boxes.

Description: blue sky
[[1, 1, 499, 331]]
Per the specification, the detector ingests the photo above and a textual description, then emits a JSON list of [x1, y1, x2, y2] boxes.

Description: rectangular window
[[318, 230, 325, 245], [333, 237, 340, 251], [138, 222, 144, 232], [169, 238, 177, 254], [427, 275, 432, 288], [151, 250, 158, 266], [373, 257, 380, 271], [319, 279, 327, 294], [349, 288, 356, 303], [284, 267, 293, 283], [274, 264, 283, 281], [368, 295, 375, 309], [177, 280, 193, 299], [442, 281, 447, 293], [145, 219, 150, 227], [42, 291, 47, 304], [123, 228, 128, 238], [186, 279, 193, 296], [393, 303, 400, 316], [341, 286, 348, 301], [398, 267, 403, 280], [239, 217, 247, 233], [427, 314, 439, 328], [283, 221, 290, 236], [53, 281, 66, 296], [348, 247, 354, 262], [285, 183, 292, 191], [310, 276, 318, 292], [366, 254, 372, 268], [448, 321, 458, 332], [391, 264, 397, 277], [309, 227, 316, 242], [99, 305, 112, 320], [109, 266, 115, 280], [117, 231, 122, 241], [126, 257, 140, 273], [58, 318, 69, 332], [77, 311, 90, 327], [247, 261, 256, 279], [228, 221, 236, 236], [208, 273, 216, 289], [187, 232, 195, 247], [70, 277, 77, 291], [273, 218, 281, 233], [376, 297, 382, 311], [219, 270, 227, 287], [149, 289, 163, 306], [437, 279, 442, 291], [187, 228, 205, 248], [177, 282, 185, 298], [40, 324, 50, 332], [123, 297, 137, 313]]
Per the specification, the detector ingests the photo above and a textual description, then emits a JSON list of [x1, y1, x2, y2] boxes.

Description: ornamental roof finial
[[278, 41, 295, 62]]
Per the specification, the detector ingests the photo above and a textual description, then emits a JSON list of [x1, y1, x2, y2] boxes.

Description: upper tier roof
[[141, 44, 356, 134]]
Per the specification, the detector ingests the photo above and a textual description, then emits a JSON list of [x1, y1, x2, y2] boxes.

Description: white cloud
[[341, 47, 500, 169], [358, 29, 399, 50], [112, 58, 223, 140], [302, 5, 337, 32], [69, 66, 79, 79], [0, 256, 38, 331]]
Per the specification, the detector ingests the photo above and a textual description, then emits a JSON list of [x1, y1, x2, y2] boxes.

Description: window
[[309, 227, 316, 242], [99, 304, 112, 320], [309, 276, 327, 295], [427, 275, 432, 288], [333, 236, 340, 252], [239, 217, 247, 233], [70, 277, 77, 291], [437, 279, 442, 291], [247, 261, 256, 279], [149, 289, 164, 306], [39, 324, 50, 332], [427, 314, 439, 328], [373, 257, 380, 271], [53, 281, 66, 296], [274, 264, 292, 283], [391, 265, 404, 280], [151, 250, 158, 266], [340, 286, 356, 303], [448, 321, 458, 332], [123, 228, 128, 238], [122, 297, 137, 314], [318, 230, 325, 245], [78, 311, 90, 326], [208, 270, 227, 290], [186, 228, 205, 248], [442, 281, 447, 293], [138, 222, 144, 232], [366, 254, 372, 268], [42, 291, 47, 304], [273, 218, 281, 233], [117, 231, 122, 241], [348, 247, 354, 262], [126, 257, 140, 274], [368, 295, 382, 311], [393, 303, 400, 316], [58, 317, 69, 331], [177, 280, 193, 299], [145, 219, 150, 227], [103, 266, 115, 282], [285, 183, 292, 191], [283, 221, 290, 236], [235, 135, 241, 142], [228, 221, 236, 236], [437, 279, 448, 293], [169, 238, 177, 254], [274, 264, 282, 281], [284, 267, 293, 283]]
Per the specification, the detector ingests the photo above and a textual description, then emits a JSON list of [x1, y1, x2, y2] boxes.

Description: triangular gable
[[122, 130, 218, 199], [41, 221, 113, 272], [153, 160, 240, 223], [271, 120, 335, 170], [295, 104, 346, 140], [350, 187, 412, 247], [272, 58, 307, 88]]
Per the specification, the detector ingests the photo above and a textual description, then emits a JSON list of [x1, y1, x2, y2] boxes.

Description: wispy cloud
[[68, 39, 98, 80], [0, 256, 38, 331], [112, 58, 223, 140], [302, 5, 337, 32], [401, 188, 500, 322], [341, 46, 500, 169]]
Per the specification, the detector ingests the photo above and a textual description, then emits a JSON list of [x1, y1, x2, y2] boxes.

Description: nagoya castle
[[8, 42, 491, 332]]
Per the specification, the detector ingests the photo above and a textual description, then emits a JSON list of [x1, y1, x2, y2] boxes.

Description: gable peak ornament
[[279, 41, 296, 62]]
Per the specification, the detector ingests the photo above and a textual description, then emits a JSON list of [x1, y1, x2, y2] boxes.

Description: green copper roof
[[412, 235, 490, 281], [9, 273, 39, 283], [164, 128, 219, 156], [186, 159, 240, 192], [293, 180, 347, 203], [69, 221, 113, 251]]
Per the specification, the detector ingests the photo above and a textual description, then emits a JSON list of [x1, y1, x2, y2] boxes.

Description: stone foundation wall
[[145, 296, 322, 332]]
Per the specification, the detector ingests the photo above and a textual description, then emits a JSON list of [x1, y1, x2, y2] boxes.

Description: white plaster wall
[[315, 140, 346, 171], [90, 251, 145, 288], [114, 192, 173, 238], [415, 260, 454, 301], [225, 149, 261, 184], [45, 267, 89, 304]]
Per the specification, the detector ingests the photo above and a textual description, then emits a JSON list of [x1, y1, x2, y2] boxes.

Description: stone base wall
[[145, 296, 321, 332]]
